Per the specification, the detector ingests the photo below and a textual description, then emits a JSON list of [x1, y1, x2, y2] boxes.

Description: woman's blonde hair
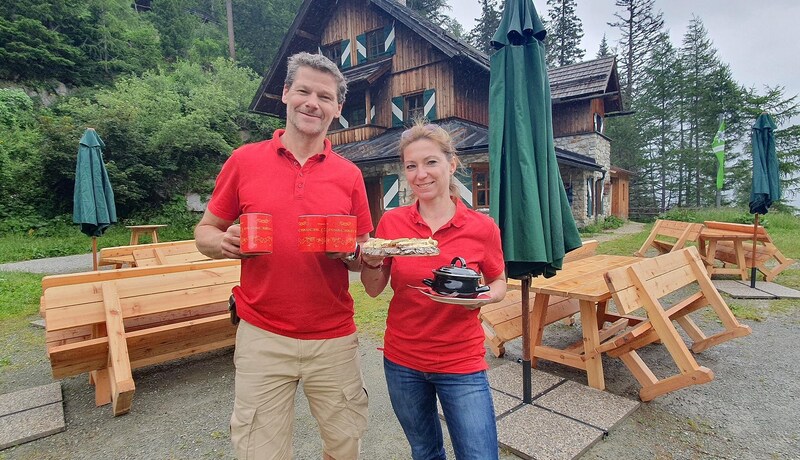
[[398, 120, 463, 198]]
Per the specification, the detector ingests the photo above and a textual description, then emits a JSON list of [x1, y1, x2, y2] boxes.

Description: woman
[[361, 122, 507, 460]]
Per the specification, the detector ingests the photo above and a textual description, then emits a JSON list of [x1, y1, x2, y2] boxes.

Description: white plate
[[409, 285, 491, 306]]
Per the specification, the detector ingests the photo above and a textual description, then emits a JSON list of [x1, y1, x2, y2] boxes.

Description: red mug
[[298, 215, 327, 252], [326, 215, 357, 253], [240, 213, 273, 255]]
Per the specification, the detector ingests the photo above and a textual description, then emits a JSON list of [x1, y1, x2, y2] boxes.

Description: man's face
[[282, 66, 342, 138]]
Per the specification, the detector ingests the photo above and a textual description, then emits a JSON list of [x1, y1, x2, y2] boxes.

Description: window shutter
[[586, 178, 594, 217], [391, 96, 404, 127], [422, 89, 436, 121], [454, 169, 473, 208], [370, 104, 376, 124], [382, 174, 400, 210], [338, 114, 350, 129], [356, 33, 368, 64], [340, 39, 352, 68], [384, 23, 396, 55]]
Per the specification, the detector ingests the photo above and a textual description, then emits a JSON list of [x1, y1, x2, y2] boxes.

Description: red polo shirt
[[207, 130, 373, 339], [377, 199, 505, 373]]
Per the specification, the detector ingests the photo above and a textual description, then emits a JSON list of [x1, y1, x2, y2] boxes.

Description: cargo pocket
[[339, 378, 369, 439]]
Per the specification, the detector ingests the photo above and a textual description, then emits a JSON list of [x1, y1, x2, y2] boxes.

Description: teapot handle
[[450, 257, 467, 268], [422, 278, 434, 287]]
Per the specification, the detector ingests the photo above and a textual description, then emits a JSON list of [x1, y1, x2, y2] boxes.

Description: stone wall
[[555, 133, 612, 224]]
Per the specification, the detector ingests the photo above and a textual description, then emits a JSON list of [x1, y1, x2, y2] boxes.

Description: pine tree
[[679, 16, 731, 207], [407, 0, 451, 26], [468, 0, 501, 55], [544, 0, 585, 67], [596, 34, 611, 58], [608, 0, 664, 100]]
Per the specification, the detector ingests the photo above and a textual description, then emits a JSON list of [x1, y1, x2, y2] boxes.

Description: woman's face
[[402, 138, 456, 202]]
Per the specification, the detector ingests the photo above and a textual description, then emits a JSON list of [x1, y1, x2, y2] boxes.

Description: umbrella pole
[[521, 275, 532, 404], [92, 237, 98, 271], [750, 214, 760, 288]]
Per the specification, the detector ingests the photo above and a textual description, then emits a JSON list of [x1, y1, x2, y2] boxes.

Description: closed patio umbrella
[[488, 0, 582, 403], [748, 113, 780, 287], [73, 128, 117, 270]]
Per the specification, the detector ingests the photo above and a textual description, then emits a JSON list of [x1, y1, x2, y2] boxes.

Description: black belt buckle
[[228, 294, 240, 326]]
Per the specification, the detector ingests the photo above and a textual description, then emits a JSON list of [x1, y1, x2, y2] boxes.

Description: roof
[[335, 118, 602, 172], [548, 56, 623, 112], [341, 57, 392, 89], [249, 0, 624, 116]]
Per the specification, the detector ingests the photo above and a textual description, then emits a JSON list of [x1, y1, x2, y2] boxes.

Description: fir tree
[[407, 0, 451, 26], [608, 0, 664, 100], [468, 0, 501, 55], [545, 0, 585, 67], [596, 34, 611, 58]]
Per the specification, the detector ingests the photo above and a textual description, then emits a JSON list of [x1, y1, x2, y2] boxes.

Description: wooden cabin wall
[[552, 100, 593, 137], [321, 0, 384, 46], [453, 65, 490, 126], [591, 98, 605, 118]]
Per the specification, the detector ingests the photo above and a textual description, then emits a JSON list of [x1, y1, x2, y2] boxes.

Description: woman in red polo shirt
[[361, 122, 507, 460]]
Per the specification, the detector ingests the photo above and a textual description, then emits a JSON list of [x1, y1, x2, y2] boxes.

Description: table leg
[[734, 240, 748, 280], [151, 230, 159, 243], [528, 292, 549, 369], [129, 231, 138, 245], [580, 299, 605, 390], [704, 240, 718, 276]]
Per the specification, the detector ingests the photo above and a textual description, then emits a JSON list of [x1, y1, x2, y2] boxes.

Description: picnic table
[[529, 254, 640, 390], [125, 224, 168, 245], [698, 221, 780, 281]]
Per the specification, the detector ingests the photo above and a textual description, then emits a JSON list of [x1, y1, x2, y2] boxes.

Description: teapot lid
[[433, 257, 481, 278]]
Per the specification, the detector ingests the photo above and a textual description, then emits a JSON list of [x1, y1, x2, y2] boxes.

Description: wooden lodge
[[250, 0, 628, 227]]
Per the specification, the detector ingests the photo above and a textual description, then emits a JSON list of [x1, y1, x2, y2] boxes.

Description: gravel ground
[[2, 223, 799, 460]]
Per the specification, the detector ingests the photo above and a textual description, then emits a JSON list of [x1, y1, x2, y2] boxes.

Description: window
[[472, 166, 490, 208], [404, 92, 424, 123], [593, 113, 604, 134], [322, 41, 342, 67], [366, 28, 386, 58], [330, 91, 366, 131]]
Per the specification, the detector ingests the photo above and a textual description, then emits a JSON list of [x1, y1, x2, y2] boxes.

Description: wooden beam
[[296, 28, 318, 41], [102, 282, 135, 416]]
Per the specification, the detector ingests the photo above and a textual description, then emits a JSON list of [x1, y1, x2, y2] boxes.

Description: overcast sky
[[451, 0, 800, 203], [451, 0, 799, 125]]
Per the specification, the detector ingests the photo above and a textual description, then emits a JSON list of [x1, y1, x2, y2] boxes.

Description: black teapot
[[423, 257, 490, 298]]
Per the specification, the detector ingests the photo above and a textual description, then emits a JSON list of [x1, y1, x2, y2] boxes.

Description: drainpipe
[[595, 170, 607, 224]]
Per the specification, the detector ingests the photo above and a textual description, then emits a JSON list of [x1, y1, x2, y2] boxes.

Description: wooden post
[[226, 0, 236, 61], [92, 237, 98, 271], [750, 214, 759, 288]]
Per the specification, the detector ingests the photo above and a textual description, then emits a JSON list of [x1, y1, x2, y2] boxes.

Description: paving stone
[[488, 362, 564, 399], [535, 380, 639, 431], [29, 319, 45, 329], [497, 404, 604, 460], [0, 383, 65, 450], [713, 280, 775, 299], [752, 281, 800, 298], [492, 389, 522, 417], [0, 382, 61, 416]]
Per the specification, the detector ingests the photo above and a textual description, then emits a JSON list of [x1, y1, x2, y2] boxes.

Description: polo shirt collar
[[409, 197, 468, 229], [272, 129, 332, 161]]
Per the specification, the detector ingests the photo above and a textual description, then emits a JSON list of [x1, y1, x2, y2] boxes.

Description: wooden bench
[[480, 240, 599, 357], [42, 259, 240, 416], [634, 219, 704, 257], [98, 240, 199, 268], [703, 221, 793, 282], [601, 247, 751, 401]]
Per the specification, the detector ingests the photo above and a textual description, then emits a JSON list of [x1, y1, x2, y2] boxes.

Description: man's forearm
[[195, 224, 227, 259]]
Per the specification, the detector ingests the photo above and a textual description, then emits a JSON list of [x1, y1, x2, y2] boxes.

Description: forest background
[[1, 0, 798, 235]]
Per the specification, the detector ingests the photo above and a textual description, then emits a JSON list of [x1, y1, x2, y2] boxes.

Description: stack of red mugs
[[298, 214, 357, 253]]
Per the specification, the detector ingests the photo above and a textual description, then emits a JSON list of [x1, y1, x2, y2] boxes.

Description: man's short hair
[[285, 52, 348, 104]]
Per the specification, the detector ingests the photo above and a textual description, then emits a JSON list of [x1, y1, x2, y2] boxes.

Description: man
[[195, 52, 372, 460]]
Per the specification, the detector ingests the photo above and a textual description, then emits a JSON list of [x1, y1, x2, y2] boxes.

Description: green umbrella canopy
[[749, 113, 781, 215], [73, 128, 117, 237], [488, 0, 582, 279]]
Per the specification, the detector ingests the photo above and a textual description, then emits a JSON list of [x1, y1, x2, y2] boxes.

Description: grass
[[351, 282, 392, 339]]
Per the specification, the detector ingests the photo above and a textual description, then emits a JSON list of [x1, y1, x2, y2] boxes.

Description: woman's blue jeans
[[384, 357, 499, 460]]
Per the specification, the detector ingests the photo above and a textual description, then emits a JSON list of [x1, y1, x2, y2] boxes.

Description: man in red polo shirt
[[195, 52, 372, 460]]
